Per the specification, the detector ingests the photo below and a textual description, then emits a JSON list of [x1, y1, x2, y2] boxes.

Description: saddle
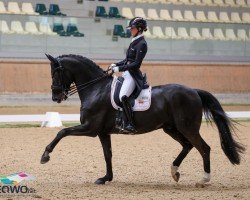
[[111, 74, 152, 112]]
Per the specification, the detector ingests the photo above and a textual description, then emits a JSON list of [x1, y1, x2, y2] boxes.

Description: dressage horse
[[41, 54, 245, 187]]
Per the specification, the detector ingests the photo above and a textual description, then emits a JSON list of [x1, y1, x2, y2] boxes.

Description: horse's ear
[[45, 53, 58, 64]]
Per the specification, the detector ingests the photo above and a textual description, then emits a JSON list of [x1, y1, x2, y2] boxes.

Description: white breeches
[[119, 71, 136, 101]]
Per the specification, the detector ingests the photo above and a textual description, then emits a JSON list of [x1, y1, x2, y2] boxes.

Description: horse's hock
[[0, 59, 250, 93]]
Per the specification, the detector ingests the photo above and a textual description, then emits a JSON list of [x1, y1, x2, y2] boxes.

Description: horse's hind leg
[[180, 130, 211, 187], [163, 126, 193, 182]]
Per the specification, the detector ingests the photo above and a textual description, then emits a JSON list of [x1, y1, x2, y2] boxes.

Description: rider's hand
[[112, 67, 120, 73], [109, 63, 116, 70]]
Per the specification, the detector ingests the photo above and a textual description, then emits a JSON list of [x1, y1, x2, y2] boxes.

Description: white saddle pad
[[111, 76, 152, 111]]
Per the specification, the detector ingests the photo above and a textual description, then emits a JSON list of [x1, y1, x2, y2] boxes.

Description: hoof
[[40, 155, 50, 164], [172, 172, 180, 182], [195, 173, 210, 188], [95, 178, 106, 185], [195, 182, 205, 188]]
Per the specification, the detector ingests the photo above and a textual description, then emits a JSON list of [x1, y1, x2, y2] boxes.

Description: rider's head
[[126, 17, 147, 37]]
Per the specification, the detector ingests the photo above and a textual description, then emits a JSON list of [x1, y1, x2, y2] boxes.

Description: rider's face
[[130, 27, 139, 37]]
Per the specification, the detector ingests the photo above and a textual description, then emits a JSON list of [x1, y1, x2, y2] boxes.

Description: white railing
[[0, 114, 80, 123], [0, 112, 250, 123]]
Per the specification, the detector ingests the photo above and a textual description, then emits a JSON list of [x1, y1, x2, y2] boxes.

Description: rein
[[67, 72, 110, 97], [52, 59, 113, 100]]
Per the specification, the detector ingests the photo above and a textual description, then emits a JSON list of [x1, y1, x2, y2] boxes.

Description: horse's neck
[[77, 76, 113, 104]]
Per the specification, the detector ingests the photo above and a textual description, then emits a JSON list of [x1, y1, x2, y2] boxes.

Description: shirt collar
[[131, 34, 144, 43]]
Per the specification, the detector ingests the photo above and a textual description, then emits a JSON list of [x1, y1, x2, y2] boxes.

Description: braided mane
[[57, 54, 105, 74]]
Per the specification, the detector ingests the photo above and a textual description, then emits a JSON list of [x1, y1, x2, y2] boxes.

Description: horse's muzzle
[[52, 96, 62, 103], [52, 92, 68, 103]]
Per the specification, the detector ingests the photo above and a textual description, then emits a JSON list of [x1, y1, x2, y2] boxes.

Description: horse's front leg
[[95, 134, 113, 185], [41, 123, 97, 164]]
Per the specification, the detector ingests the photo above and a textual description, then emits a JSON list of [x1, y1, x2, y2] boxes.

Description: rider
[[110, 17, 148, 133]]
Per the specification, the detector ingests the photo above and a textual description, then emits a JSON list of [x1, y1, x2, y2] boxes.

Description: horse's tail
[[196, 89, 245, 165]]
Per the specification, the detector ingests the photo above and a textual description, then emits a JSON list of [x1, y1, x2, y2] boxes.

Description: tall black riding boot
[[121, 96, 137, 133]]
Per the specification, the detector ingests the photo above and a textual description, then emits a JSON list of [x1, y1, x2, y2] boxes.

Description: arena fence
[[0, 112, 250, 123]]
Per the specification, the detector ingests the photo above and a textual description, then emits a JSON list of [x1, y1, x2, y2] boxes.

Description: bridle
[[51, 59, 112, 101], [51, 63, 67, 99]]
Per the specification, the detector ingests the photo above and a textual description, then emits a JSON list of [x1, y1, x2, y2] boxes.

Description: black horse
[[41, 54, 245, 187]]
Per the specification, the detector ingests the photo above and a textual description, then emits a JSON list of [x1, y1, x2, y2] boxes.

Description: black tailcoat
[[116, 36, 147, 98]]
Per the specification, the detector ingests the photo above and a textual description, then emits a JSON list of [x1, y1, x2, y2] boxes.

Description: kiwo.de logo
[[0, 172, 36, 195]]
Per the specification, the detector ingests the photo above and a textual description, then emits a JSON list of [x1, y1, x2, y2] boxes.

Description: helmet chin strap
[[133, 28, 142, 37]]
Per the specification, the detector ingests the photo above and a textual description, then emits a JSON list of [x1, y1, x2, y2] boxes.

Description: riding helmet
[[126, 17, 147, 32]]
